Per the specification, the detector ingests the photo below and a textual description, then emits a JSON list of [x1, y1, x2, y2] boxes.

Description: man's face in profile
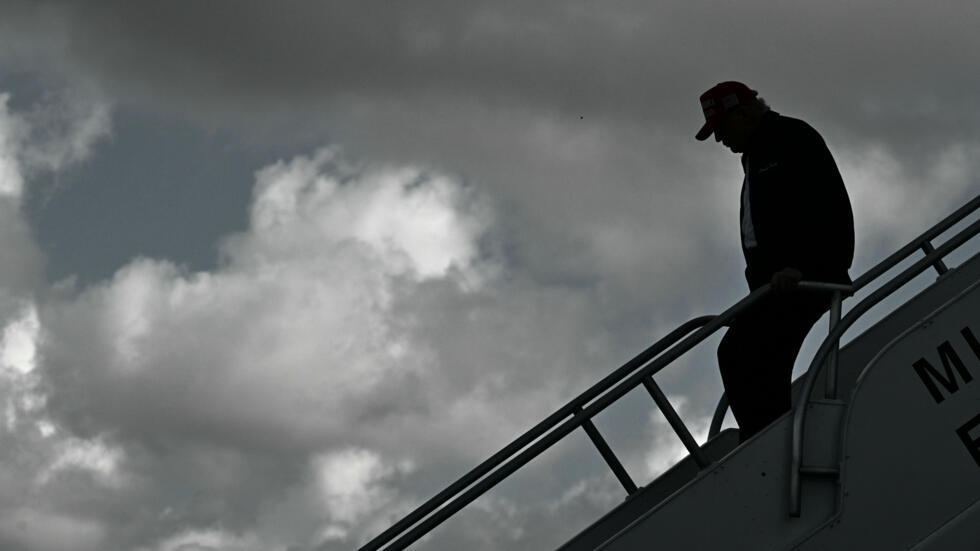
[[714, 108, 752, 154]]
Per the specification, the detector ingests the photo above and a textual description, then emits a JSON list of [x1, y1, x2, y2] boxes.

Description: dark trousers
[[717, 292, 829, 442]]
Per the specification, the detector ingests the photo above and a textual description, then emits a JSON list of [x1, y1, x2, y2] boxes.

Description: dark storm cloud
[[3, 0, 979, 146], [5, 2, 978, 264], [5, 2, 979, 263]]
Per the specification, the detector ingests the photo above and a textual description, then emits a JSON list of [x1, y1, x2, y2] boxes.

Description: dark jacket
[[740, 111, 854, 290]]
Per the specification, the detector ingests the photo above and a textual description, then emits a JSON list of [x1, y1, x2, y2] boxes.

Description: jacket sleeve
[[767, 123, 854, 284]]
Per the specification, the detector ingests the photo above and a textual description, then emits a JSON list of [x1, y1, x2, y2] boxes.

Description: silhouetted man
[[696, 82, 854, 442]]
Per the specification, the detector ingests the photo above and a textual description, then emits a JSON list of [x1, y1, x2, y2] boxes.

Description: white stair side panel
[[796, 279, 980, 550]]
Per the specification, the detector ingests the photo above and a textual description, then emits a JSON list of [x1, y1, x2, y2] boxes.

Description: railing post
[[824, 291, 842, 400], [576, 407, 638, 495], [920, 240, 950, 275], [641, 376, 711, 468]]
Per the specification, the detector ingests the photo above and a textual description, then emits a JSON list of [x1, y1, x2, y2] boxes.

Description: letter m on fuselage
[[912, 326, 979, 404]]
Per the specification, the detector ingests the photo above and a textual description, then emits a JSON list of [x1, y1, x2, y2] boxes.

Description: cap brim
[[695, 120, 714, 141]]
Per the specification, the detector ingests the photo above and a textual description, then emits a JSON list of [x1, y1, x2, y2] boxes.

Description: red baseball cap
[[695, 81, 759, 141]]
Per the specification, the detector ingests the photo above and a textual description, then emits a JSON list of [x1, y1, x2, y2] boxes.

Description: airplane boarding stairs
[[359, 194, 980, 551], [574, 248, 980, 550]]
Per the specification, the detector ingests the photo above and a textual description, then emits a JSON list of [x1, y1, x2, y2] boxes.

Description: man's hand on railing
[[771, 267, 803, 293]]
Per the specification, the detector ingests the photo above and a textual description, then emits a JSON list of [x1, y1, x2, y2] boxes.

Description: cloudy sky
[[0, 2, 978, 550]]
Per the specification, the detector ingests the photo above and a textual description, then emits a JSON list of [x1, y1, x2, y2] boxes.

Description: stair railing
[[360, 290, 786, 550]]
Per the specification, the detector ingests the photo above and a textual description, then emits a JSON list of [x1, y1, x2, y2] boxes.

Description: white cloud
[[247, 148, 491, 284], [0, 90, 110, 202], [137, 529, 266, 551], [312, 448, 415, 545], [25, 144, 668, 550], [24, 148, 501, 548], [0, 94, 27, 199], [643, 394, 711, 479], [37, 436, 125, 487], [837, 141, 980, 265], [1, 301, 40, 374], [0, 86, 110, 303], [39, 149, 494, 456], [17, 90, 111, 174]]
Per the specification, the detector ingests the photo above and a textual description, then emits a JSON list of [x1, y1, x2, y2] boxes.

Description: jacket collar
[[741, 110, 780, 157]]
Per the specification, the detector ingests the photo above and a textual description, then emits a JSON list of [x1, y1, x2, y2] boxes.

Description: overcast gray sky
[[0, 2, 978, 550]]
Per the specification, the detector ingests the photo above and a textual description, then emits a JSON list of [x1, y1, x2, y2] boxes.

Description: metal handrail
[[789, 213, 980, 516], [365, 288, 775, 551], [358, 315, 715, 551]]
